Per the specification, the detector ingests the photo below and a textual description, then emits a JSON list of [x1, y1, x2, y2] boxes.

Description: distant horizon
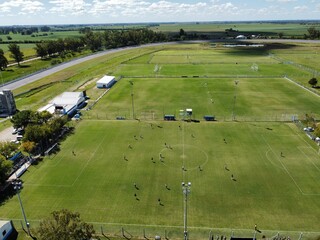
[[0, 0, 319, 26], [1, 19, 320, 28]]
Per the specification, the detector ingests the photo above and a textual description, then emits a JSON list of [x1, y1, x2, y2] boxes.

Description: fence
[[81, 111, 319, 123], [11, 219, 320, 240]]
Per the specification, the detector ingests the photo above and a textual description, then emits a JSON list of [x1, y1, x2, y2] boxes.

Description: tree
[[278, 32, 284, 39], [24, 124, 46, 144], [33, 111, 53, 124], [0, 49, 8, 70], [37, 209, 97, 240], [8, 43, 24, 66], [21, 141, 36, 155], [11, 110, 33, 129], [35, 43, 48, 59], [0, 141, 19, 159], [0, 154, 12, 185], [307, 27, 320, 39], [308, 77, 317, 87]]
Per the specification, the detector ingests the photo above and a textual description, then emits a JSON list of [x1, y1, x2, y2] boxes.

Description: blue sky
[[0, 0, 319, 26]]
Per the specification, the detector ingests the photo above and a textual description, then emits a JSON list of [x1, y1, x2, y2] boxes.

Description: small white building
[[96, 75, 116, 88], [236, 35, 246, 39], [0, 220, 17, 240], [186, 108, 193, 116]]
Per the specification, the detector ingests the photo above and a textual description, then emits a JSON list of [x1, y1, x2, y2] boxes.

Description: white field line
[[182, 121, 186, 181], [71, 134, 107, 186], [284, 77, 320, 98], [26, 135, 106, 188], [297, 146, 320, 172], [261, 135, 320, 196], [265, 149, 283, 170]]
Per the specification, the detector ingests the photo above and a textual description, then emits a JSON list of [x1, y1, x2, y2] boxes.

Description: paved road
[[1, 42, 175, 91], [2, 39, 320, 91]]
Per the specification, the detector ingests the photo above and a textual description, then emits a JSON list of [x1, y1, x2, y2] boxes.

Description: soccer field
[[1, 43, 320, 239], [2, 121, 320, 236]]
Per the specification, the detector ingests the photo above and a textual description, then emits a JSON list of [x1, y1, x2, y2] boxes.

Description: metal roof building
[[96, 75, 116, 88], [39, 91, 87, 116]]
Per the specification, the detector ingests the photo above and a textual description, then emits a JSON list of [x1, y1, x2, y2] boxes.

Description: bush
[[51, 59, 61, 65], [308, 77, 317, 86]]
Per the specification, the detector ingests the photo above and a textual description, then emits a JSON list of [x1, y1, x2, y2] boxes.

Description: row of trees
[[0, 110, 68, 186], [1, 28, 167, 70], [34, 29, 168, 58], [307, 27, 320, 39], [0, 26, 50, 35]]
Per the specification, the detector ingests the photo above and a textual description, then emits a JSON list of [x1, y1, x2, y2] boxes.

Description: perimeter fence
[[81, 111, 319, 123], [12, 219, 320, 240]]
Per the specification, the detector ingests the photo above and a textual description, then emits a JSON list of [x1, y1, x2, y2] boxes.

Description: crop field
[[150, 22, 319, 37], [1, 43, 320, 240]]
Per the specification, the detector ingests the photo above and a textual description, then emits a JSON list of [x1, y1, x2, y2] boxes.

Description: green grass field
[[150, 22, 319, 38], [1, 121, 320, 238], [1, 43, 320, 240]]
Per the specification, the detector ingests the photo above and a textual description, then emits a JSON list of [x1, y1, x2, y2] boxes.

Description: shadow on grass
[[222, 42, 297, 56], [0, 185, 16, 207], [19, 65, 31, 68]]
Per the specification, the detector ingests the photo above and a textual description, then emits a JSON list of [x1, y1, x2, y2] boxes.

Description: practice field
[[85, 44, 320, 121], [1, 121, 320, 235], [86, 77, 320, 121]]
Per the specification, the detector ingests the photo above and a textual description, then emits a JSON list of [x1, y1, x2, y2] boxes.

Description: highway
[[0, 42, 174, 91]]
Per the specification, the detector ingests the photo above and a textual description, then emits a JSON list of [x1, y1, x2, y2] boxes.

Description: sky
[[0, 0, 319, 26]]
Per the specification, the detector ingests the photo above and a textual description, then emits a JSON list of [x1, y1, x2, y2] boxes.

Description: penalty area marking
[[262, 135, 320, 196]]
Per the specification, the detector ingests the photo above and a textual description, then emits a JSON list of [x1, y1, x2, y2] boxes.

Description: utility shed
[[96, 75, 116, 88]]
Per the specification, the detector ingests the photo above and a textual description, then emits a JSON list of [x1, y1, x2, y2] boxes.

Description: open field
[[1, 42, 320, 239], [1, 121, 320, 238], [86, 77, 320, 121], [150, 22, 320, 38]]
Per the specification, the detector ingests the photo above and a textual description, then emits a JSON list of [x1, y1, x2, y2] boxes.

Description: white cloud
[[89, 0, 208, 18], [49, 0, 91, 16], [293, 5, 308, 12], [209, 2, 238, 13], [0, 0, 44, 14]]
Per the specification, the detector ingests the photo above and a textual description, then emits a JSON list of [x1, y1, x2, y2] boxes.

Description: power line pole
[[182, 182, 191, 240], [12, 179, 31, 236]]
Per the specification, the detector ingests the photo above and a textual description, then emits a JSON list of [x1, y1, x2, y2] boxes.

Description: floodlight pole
[[12, 179, 31, 236], [182, 182, 191, 240], [232, 80, 239, 121], [129, 81, 135, 119]]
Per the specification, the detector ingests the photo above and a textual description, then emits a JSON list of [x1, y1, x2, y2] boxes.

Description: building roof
[[38, 91, 86, 115], [97, 75, 115, 84], [51, 92, 84, 105], [0, 220, 10, 227]]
